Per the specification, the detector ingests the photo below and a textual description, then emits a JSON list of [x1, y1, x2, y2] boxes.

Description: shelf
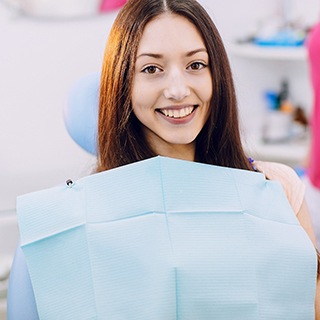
[[244, 135, 309, 166], [228, 43, 307, 61]]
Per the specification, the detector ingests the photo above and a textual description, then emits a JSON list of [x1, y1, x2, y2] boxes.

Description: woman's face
[[131, 13, 212, 161]]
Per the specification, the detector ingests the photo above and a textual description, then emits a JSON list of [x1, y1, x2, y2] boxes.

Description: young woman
[[8, 0, 319, 319]]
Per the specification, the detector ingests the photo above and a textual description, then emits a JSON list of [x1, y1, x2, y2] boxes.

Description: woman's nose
[[163, 70, 191, 101]]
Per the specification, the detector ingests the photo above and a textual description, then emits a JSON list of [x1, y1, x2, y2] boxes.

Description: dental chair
[[63, 72, 99, 156], [7, 73, 100, 319]]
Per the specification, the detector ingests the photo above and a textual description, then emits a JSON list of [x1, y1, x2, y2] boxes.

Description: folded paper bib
[[17, 157, 317, 319]]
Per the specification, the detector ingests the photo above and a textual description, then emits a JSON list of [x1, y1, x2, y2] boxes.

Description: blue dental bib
[[17, 157, 317, 319]]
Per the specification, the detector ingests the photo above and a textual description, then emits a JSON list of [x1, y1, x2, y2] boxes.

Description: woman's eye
[[142, 65, 161, 74], [188, 62, 207, 71]]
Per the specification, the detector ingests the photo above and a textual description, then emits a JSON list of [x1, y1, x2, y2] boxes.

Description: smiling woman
[[7, 0, 320, 319], [131, 14, 212, 161], [97, 0, 252, 172]]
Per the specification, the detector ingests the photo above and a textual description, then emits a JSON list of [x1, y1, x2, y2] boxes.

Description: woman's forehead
[[137, 13, 206, 55]]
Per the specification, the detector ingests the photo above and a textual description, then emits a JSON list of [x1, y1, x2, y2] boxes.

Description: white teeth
[[162, 109, 170, 117], [161, 106, 194, 119], [173, 110, 180, 118], [180, 109, 186, 117]]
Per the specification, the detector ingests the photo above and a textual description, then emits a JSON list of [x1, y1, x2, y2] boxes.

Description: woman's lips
[[156, 105, 197, 119], [156, 105, 198, 124]]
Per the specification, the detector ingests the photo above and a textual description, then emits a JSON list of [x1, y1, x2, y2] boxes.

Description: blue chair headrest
[[64, 73, 99, 155]]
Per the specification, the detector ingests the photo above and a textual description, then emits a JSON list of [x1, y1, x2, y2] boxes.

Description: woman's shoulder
[[253, 160, 305, 215]]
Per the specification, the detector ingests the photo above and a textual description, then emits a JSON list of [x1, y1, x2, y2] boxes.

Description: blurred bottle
[[277, 79, 294, 113], [262, 80, 294, 143]]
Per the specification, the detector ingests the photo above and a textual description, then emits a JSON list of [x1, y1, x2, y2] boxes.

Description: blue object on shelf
[[264, 91, 279, 110], [254, 29, 305, 47]]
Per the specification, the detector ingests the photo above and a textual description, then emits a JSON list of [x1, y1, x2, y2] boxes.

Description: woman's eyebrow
[[185, 48, 208, 57], [136, 53, 163, 60], [136, 48, 207, 60]]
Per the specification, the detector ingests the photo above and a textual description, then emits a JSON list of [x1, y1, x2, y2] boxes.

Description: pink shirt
[[307, 23, 320, 188]]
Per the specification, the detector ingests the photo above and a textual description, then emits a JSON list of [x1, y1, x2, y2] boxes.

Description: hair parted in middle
[[97, 0, 252, 172]]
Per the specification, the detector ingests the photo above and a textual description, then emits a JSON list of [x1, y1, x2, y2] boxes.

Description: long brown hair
[[97, 0, 252, 172]]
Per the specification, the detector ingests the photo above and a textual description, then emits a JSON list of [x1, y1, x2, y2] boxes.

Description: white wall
[[1, 0, 319, 213], [0, 7, 116, 212]]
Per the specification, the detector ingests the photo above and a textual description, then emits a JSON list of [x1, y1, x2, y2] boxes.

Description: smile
[[157, 105, 197, 119]]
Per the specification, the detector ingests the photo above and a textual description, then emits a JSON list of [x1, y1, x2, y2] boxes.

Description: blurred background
[[0, 0, 319, 317]]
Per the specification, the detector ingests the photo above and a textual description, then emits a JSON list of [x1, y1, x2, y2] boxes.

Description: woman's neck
[[152, 142, 196, 162]]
